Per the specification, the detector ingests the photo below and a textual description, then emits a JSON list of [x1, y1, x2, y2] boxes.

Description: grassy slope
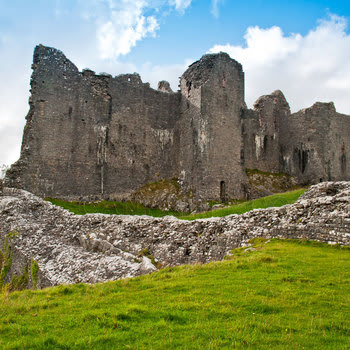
[[46, 198, 184, 217], [46, 188, 306, 220], [181, 189, 305, 220], [1, 239, 349, 349]]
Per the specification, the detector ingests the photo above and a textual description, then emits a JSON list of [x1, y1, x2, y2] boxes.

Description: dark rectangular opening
[[220, 181, 226, 203]]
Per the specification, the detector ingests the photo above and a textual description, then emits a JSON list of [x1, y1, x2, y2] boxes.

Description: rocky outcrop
[[1, 182, 349, 288], [132, 178, 198, 213]]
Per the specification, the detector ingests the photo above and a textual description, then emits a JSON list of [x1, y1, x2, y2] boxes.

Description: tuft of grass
[[0, 239, 349, 349], [180, 188, 305, 220]]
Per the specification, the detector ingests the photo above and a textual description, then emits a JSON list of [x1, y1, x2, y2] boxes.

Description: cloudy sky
[[1, 0, 350, 167]]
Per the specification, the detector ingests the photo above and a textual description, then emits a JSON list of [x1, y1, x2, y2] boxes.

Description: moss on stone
[[1, 231, 31, 292], [132, 178, 194, 213], [137, 248, 159, 268], [245, 168, 287, 177], [0, 235, 13, 290], [246, 168, 300, 199]]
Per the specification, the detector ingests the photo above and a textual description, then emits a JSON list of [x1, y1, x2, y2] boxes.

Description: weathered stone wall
[[1, 182, 349, 288], [4, 45, 350, 204], [177, 53, 246, 202], [242, 90, 290, 173], [6, 46, 180, 201], [279, 102, 350, 184]]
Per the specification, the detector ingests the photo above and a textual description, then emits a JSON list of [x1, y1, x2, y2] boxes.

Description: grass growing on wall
[[46, 189, 306, 220], [0, 239, 349, 349]]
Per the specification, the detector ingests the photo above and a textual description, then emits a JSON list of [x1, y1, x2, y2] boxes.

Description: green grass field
[[46, 188, 306, 220], [1, 239, 349, 349]]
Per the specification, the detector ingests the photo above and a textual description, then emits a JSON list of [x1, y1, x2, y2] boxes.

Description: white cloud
[[211, 0, 223, 18], [97, 0, 160, 59], [169, 0, 192, 12], [95, 0, 193, 60], [209, 14, 350, 114], [0, 40, 31, 167]]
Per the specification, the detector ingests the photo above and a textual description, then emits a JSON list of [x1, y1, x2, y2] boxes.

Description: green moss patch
[[246, 168, 301, 197]]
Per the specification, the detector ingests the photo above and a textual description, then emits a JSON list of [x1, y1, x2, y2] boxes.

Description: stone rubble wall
[[0, 181, 349, 289]]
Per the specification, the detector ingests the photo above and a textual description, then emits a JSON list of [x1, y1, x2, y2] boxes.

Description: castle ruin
[[5, 45, 350, 205]]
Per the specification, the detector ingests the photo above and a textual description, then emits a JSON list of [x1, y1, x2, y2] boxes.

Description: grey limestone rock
[[0, 181, 349, 289]]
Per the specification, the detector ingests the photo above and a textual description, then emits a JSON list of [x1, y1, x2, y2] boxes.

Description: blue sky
[[1, 0, 350, 167]]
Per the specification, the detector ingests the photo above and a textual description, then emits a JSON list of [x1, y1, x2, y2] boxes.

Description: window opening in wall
[[263, 135, 268, 152], [240, 149, 244, 162], [296, 148, 308, 174], [300, 150, 308, 173], [220, 181, 226, 203], [186, 81, 192, 97], [39, 100, 45, 117], [341, 154, 346, 174], [222, 72, 226, 88], [341, 143, 346, 174]]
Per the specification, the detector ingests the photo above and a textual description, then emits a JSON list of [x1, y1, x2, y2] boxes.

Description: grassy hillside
[[1, 239, 349, 349], [46, 188, 306, 220]]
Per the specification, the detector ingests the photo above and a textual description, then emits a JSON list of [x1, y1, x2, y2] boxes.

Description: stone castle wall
[[280, 102, 350, 184], [177, 53, 246, 201], [5, 45, 350, 203], [6, 46, 180, 200]]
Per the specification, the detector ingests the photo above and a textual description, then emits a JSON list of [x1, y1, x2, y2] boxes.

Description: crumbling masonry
[[5, 45, 350, 203]]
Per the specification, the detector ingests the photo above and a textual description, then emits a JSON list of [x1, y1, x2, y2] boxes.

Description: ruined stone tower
[[176, 53, 246, 201], [5, 45, 350, 205]]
